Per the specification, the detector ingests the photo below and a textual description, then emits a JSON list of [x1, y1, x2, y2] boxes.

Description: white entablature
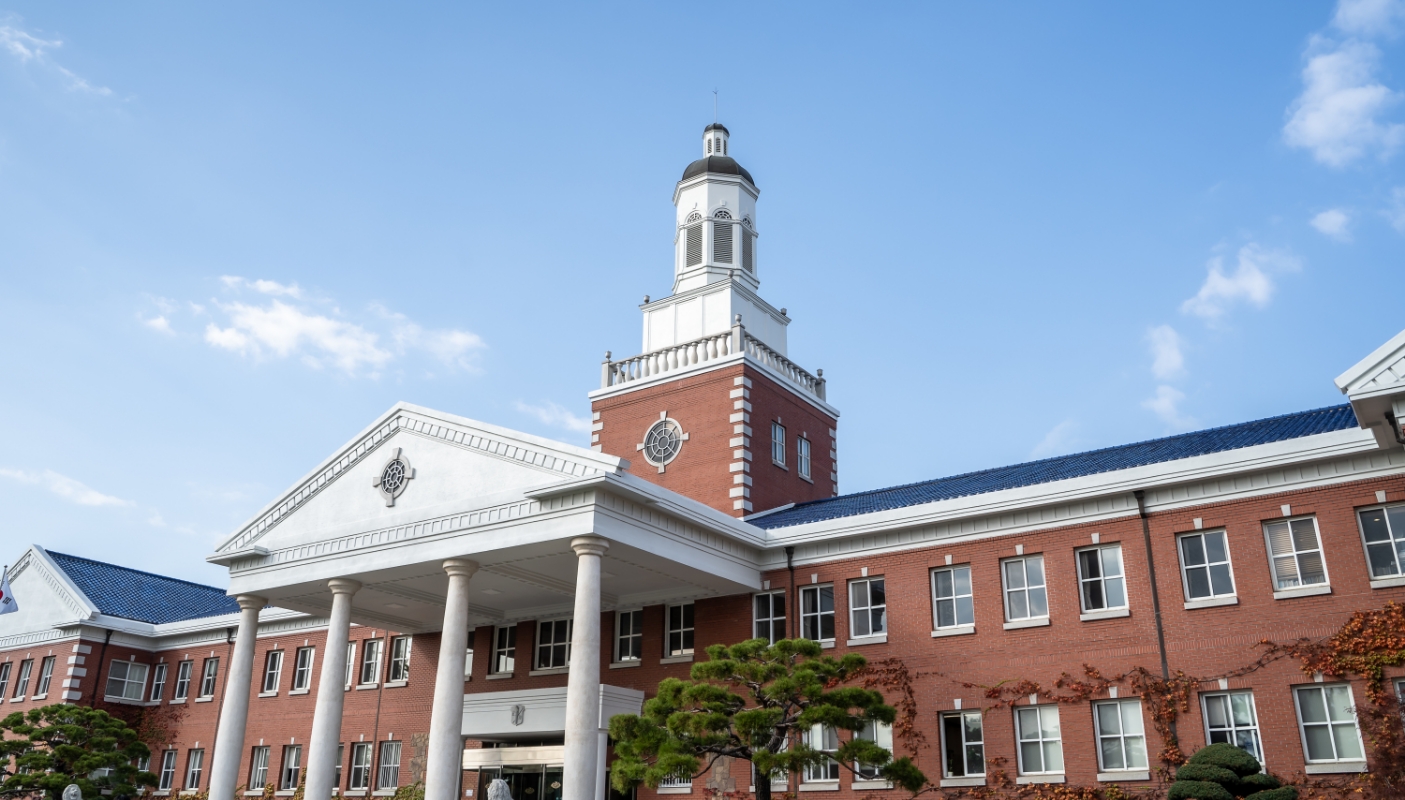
[[1336, 326, 1405, 449]]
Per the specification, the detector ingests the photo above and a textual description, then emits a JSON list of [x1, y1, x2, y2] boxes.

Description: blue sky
[[2, 1, 1403, 586]]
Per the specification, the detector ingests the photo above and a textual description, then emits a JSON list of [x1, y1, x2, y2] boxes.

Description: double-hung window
[[1294, 685, 1365, 764], [1002, 556, 1048, 622], [1179, 531, 1236, 601], [797, 437, 812, 480], [173, 660, 193, 700], [848, 577, 886, 639], [536, 619, 572, 669], [345, 642, 357, 687], [359, 640, 383, 685], [799, 585, 835, 643], [186, 749, 205, 789], [666, 603, 694, 657], [106, 661, 149, 701], [753, 591, 786, 644], [801, 724, 839, 783], [1357, 504, 1405, 579], [13, 659, 32, 698], [772, 422, 786, 466], [199, 658, 219, 698], [150, 663, 168, 701], [348, 742, 373, 791], [291, 647, 314, 691], [854, 721, 893, 781], [492, 626, 516, 674], [376, 741, 401, 790], [0, 662, 11, 698], [941, 711, 984, 778], [1077, 545, 1127, 613], [280, 746, 301, 791], [387, 636, 411, 683], [158, 751, 177, 790], [334, 744, 344, 789], [1014, 706, 1063, 776], [932, 566, 975, 631], [34, 656, 55, 696], [1093, 699, 1148, 773], [249, 746, 270, 790], [1264, 517, 1328, 590], [262, 650, 283, 693], [615, 610, 643, 662], [1202, 691, 1263, 763]]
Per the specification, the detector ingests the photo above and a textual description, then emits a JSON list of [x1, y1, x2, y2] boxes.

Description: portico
[[204, 404, 766, 800]]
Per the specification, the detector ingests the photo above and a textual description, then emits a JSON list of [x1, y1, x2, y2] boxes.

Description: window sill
[[195, 696, 214, 703], [932, 625, 976, 638], [169, 699, 187, 705], [276, 791, 296, 796], [1184, 596, 1238, 610], [1079, 608, 1130, 622], [772, 462, 788, 471], [1305, 762, 1367, 774], [1370, 575, 1405, 589], [657, 788, 692, 795], [343, 792, 367, 797], [373, 791, 398, 796], [258, 691, 278, 698], [355, 683, 379, 691], [30, 694, 47, 702], [939, 777, 985, 788], [798, 474, 813, 485], [798, 783, 840, 792], [243, 792, 263, 797], [850, 780, 892, 790], [659, 655, 694, 665], [486, 673, 514, 681], [181, 791, 199, 796], [819, 641, 836, 649], [289, 688, 310, 695], [846, 635, 887, 647], [384, 680, 408, 689], [1274, 584, 1332, 600], [1097, 771, 1149, 782], [1003, 618, 1050, 630], [1015, 775, 1064, 785], [153, 792, 170, 797], [609, 661, 641, 669], [529, 668, 569, 677]]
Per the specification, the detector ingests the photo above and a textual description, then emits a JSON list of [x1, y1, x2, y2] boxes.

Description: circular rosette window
[[372, 446, 416, 506], [637, 414, 689, 473]]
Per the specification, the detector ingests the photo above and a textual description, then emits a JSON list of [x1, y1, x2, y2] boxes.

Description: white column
[[425, 559, 479, 800], [563, 536, 608, 800], [305, 578, 361, 800], [209, 594, 266, 800]]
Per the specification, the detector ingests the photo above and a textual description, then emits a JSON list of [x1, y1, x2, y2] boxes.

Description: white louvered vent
[[686, 225, 702, 266], [742, 232, 754, 272], [714, 221, 733, 263]]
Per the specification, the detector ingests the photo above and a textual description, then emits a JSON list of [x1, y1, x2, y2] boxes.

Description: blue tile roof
[[46, 550, 239, 625], [752, 404, 1359, 530]]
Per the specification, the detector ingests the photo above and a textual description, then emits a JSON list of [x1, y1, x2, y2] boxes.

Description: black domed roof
[[703, 123, 730, 135], [681, 155, 755, 185]]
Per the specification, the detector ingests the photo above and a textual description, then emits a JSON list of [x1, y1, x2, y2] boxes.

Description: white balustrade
[[601, 324, 827, 402]]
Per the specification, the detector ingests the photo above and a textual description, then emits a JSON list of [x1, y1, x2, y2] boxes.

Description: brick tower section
[[591, 363, 837, 517]]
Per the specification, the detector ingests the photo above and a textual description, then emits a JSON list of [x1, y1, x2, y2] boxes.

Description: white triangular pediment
[[213, 403, 624, 558], [1336, 327, 1405, 399], [0, 546, 98, 647]]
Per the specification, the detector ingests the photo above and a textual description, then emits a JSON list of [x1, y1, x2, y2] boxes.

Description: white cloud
[[1385, 186, 1405, 231], [1180, 244, 1300, 319], [1147, 325, 1186, 380], [1142, 386, 1194, 428], [1334, 0, 1405, 37], [0, 20, 111, 96], [1310, 208, 1353, 240], [141, 315, 174, 335], [205, 300, 392, 374], [0, 468, 133, 507], [220, 275, 304, 298], [515, 400, 592, 434], [1029, 420, 1081, 460], [1284, 36, 1404, 167]]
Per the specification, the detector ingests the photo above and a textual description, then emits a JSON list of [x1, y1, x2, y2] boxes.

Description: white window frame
[[150, 662, 168, 701], [1293, 684, 1366, 765], [941, 710, 985, 778], [801, 724, 839, 783], [249, 746, 270, 790], [359, 639, 383, 686], [797, 437, 812, 481], [387, 636, 411, 683], [1092, 699, 1148, 773], [291, 647, 314, 692], [931, 566, 975, 631], [848, 577, 887, 639], [658, 773, 692, 790], [1014, 705, 1064, 776], [666, 603, 695, 657], [158, 751, 177, 790], [615, 609, 643, 662], [536, 618, 572, 670], [13, 659, 32, 698], [106, 660, 150, 702], [348, 742, 373, 791], [262, 650, 283, 694], [376, 741, 401, 790], [186, 749, 205, 790], [1201, 691, 1263, 764], [344, 642, 356, 688], [1356, 503, 1405, 580], [34, 655, 55, 696], [1178, 530, 1237, 602], [799, 584, 835, 643], [1076, 544, 1128, 614], [173, 660, 193, 700], [853, 720, 893, 781], [1002, 556, 1049, 623], [491, 626, 517, 675], [753, 590, 786, 644], [334, 743, 344, 789], [280, 745, 302, 791], [771, 422, 786, 467], [198, 658, 219, 698], [0, 662, 11, 699], [1263, 516, 1330, 591]]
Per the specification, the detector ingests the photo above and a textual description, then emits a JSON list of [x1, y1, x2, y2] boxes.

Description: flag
[[0, 566, 16, 615]]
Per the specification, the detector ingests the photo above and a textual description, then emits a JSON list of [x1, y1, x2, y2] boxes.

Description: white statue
[[487, 778, 512, 800], [63, 785, 82, 800]]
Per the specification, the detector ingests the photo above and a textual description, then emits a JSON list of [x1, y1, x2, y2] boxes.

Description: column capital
[[570, 536, 610, 557], [235, 595, 268, 612], [328, 578, 362, 595], [443, 558, 480, 578]]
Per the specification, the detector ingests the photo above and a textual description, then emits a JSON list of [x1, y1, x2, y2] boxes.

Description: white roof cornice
[[1336, 327, 1405, 397], [22, 545, 100, 620]]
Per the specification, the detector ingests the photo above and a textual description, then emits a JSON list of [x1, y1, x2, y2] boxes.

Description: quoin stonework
[[5, 124, 1405, 800]]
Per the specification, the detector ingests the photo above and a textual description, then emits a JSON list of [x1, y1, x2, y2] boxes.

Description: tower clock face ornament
[[638, 412, 688, 473], [373, 447, 416, 506]]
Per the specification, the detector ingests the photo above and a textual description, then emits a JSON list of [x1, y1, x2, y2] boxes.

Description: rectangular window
[[150, 663, 168, 701], [359, 639, 383, 685], [854, 721, 893, 780], [685, 224, 702, 267], [137, 756, 151, 773], [798, 437, 812, 480], [1179, 531, 1236, 600], [848, 578, 887, 638], [106, 661, 150, 701], [35, 656, 55, 696], [1202, 691, 1263, 763], [335, 744, 344, 789], [932, 566, 975, 630], [292, 647, 314, 691], [13, 659, 32, 698], [173, 661, 193, 700], [536, 620, 572, 669], [713, 220, 733, 263], [262, 650, 283, 693], [387, 637, 411, 683], [1264, 517, 1328, 589], [185, 749, 205, 790], [158, 751, 177, 791], [658, 773, 692, 790], [753, 591, 786, 644], [1357, 504, 1405, 578], [1014, 705, 1064, 775], [492, 626, 517, 674], [1294, 684, 1365, 763], [771, 422, 786, 466], [1002, 556, 1048, 622], [1093, 699, 1148, 772], [345, 642, 356, 687], [742, 231, 754, 273], [199, 658, 219, 698], [666, 603, 695, 657], [941, 711, 985, 778], [615, 610, 643, 662], [0, 662, 11, 699], [280, 745, 302, 790], [802, 724, 839, 782], [249, 746, 270, 790], [799, 585, 835, 642], [349, 743, 373, 791], [376, 741, 401, 790], [1078, 545, 1127, 612]]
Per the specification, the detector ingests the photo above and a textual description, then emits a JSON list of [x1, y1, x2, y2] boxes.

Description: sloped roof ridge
[[47, 550, 229, 594]]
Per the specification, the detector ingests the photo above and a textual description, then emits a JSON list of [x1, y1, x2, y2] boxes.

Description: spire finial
[[712, 89, 718, 123]]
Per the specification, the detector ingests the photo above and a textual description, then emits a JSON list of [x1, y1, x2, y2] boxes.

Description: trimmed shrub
[[1239, 772, 1282, 791], [1167, 779, 1236, 800], [1243, 788, 1297, 800], [1187, 742, 1264, 777], [1175, 763, 1241, 786]]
